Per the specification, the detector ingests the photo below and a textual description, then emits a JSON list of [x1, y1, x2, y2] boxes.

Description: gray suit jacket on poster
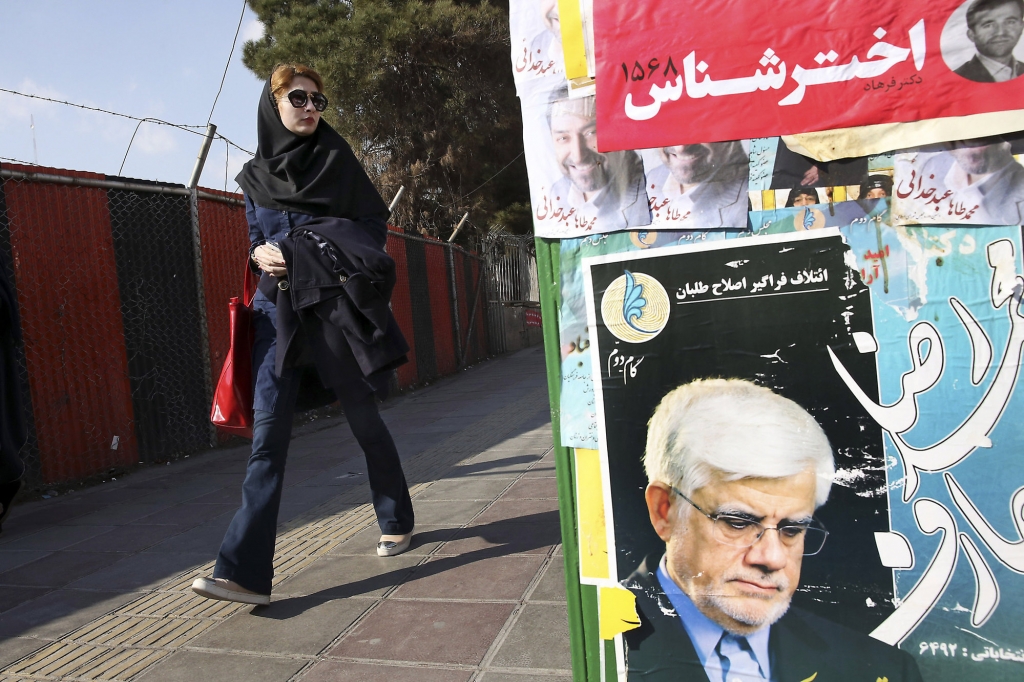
[[646, 165, 748, 228], [954, 54, 1024, 83], [622, 554, 925, 682]]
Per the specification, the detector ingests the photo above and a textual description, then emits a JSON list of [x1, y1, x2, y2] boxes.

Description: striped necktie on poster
[[715, 632, 765, 682]]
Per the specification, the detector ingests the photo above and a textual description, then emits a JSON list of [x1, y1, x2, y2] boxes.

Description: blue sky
[[0, 1, 266, 191]]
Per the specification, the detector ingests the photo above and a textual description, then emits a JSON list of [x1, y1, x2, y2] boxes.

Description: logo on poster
[[795, 207, 827, 230], [601, 270, 670, 343], [630, 230, 659, 248]]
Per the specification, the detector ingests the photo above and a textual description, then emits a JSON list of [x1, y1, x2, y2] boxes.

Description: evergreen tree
[[243, 0, 532, 238]]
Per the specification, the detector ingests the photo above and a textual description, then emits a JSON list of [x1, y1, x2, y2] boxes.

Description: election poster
[[525, 91, 654, 237], [892, 134, 1024, 226], [641, 142, 750, 228], [520, 91, 754, 237], [582, 224, 1024, 680], [512, 0, 752, 237], [593, 0, 1024, 152], [558, 229, 746, 449], [748, 137, 895, 212]]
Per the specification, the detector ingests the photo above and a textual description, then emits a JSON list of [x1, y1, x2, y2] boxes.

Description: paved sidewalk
[[0, 346, 570, 681]]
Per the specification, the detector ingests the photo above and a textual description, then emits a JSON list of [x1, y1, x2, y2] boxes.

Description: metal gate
[[482, 232, 542, 355]]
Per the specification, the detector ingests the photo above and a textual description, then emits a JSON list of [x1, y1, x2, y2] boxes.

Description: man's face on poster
[[551, 112, 609, 194], [659, 143, 731, 186], [540, 0, 560, 38], [968, 2, 1024, 60], [663, 470, 817, 635], [949, 138, 1015, 175], [865, 187, 888, 199]]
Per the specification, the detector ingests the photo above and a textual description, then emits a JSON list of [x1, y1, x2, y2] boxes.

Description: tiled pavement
[[0, 346, 571, 681]]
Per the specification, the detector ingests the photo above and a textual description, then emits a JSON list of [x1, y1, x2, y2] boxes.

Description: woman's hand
[[253, 243, 287, 277]]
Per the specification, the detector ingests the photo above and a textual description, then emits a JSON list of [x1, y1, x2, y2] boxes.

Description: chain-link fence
[[0, 163, 525, 486]]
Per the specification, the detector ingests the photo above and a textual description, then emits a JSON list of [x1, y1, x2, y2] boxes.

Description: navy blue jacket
[[245, 195, 400, 412]]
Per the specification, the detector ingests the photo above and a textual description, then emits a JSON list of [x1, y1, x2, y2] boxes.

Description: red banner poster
[[594, 0, 1024, 151]]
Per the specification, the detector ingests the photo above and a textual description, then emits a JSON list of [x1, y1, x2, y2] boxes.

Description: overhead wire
[[462, 150, 524, 199], [437, 151, 525, 233], [0, 156, 41, 167], [119, 118, 172, 175], [0, 87, 207, 134], [217, 134, 253, 156], [208, 0, 247, 125], [0, 86, 254, 181], [197, 0, 251, 190], [122, 1, 249, 177]]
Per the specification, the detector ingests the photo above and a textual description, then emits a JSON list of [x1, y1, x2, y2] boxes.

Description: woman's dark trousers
[[213, 385, 414, 595]]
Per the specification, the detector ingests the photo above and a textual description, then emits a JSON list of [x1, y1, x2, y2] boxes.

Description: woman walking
[[193, 63, 415, 606]]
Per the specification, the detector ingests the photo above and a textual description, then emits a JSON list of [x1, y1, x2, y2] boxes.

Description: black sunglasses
[[286, 89, 329, 112]]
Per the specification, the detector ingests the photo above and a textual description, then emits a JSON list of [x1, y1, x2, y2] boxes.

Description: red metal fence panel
[[1, 166, 138, 481], [196, 194, 249, 391], [386, 230, 418, 389], [424, 240, 457, 378]]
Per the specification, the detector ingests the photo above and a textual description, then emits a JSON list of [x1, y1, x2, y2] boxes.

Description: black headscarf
[[785, 187, 820, 207], [236, 78, 390, 221]]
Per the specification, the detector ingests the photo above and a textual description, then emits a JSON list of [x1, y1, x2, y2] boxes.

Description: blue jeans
[[213, 382, 414, 595]]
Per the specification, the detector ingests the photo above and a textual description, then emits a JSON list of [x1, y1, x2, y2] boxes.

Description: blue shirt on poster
[[657, 556, 771, 682]]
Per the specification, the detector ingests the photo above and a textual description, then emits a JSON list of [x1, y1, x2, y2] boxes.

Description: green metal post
[[581, 584, 602, 678], [535, 237, 595, 681]]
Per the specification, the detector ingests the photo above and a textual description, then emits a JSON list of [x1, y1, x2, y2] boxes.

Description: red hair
[[270, 63, 324, 101]]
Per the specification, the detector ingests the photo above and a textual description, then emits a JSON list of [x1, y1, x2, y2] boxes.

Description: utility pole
[[187, 123, 218, 190], [186, 122, 219, 446], [448, 212, 470, 243], [388, 185, 406, 213]]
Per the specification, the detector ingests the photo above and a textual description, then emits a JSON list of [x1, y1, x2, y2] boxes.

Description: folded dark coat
[[269, 216, 408, 392]]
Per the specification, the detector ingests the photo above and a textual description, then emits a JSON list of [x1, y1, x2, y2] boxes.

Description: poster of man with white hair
[[581, 226, 1024, 680]]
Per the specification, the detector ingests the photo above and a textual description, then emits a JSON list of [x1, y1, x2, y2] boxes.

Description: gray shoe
[[377, 532, 413, 557], [191, 577, 270, 605]]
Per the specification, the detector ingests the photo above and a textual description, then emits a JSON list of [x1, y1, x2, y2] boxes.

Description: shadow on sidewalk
[[252, 509, 561, 620], [0, 348, 554, 652], [0, 449, 556, 646]]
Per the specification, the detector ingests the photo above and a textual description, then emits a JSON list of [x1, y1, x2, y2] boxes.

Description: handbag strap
[[243, 261, 259, 307]]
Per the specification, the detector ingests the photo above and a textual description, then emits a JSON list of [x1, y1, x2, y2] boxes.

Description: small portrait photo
[[892, 132, 1024, 225], [782, 186, 825, 208], [748, 140, 869, 212], [942, 0, 1024, 83], [642, 142, 750, 228], [533, 89, 651, 234]]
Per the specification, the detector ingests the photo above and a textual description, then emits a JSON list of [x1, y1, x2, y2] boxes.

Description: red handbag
[[210, 264, 259, 438]]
